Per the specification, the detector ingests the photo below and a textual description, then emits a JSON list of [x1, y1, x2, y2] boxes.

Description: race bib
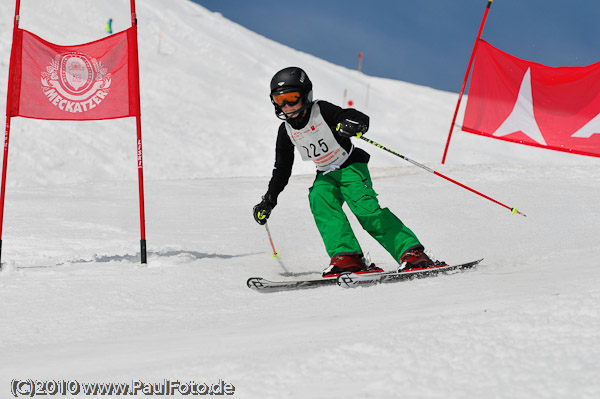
[[285, 103, 350, 171]]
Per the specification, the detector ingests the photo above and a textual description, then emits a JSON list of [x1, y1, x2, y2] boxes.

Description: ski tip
[[247, 277, 267, 289], [455, 258, 484, 268]]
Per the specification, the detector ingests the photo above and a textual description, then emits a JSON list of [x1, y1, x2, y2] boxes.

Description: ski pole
[[262, 222, 294, 276], [358, 135, 527, 217], [263, 221, 281, 258]]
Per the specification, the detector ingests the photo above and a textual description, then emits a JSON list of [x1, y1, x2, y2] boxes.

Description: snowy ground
[[1, 0, 599, 398], [1, 164, 599, 399]]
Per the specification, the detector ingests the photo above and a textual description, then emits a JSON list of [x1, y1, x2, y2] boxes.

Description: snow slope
[[0, 1, 599, 398]]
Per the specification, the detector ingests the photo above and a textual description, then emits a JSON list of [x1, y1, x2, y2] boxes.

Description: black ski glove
[[336, 119, 368, 138], [253, 193, 277, 225]]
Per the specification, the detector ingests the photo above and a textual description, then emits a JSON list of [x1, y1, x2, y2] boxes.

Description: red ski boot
[[322, 254, 383, 278], [398, 249, 446, 272]]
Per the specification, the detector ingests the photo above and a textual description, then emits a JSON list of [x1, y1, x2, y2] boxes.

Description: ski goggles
[[271, 90, 301, 107]]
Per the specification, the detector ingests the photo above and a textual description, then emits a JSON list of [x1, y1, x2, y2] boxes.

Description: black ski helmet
[[269, 67, 313, 120]]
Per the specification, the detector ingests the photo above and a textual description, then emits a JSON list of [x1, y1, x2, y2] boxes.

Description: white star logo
[[492, 68, 547, 146], [571, 112, 600, 138]]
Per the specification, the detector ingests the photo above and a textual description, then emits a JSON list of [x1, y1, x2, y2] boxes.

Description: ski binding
[[336, 258, 483, 288]]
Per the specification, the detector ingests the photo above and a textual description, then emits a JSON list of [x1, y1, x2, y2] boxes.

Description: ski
[[247, 275, 337, 293], [247, 269, 383, 293], [247, 259, 483, 292], [336, 258, 483, 288]]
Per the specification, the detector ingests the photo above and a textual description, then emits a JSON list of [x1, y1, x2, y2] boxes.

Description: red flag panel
[[7, 27, 139, 121], [463, 39, 600, 158]]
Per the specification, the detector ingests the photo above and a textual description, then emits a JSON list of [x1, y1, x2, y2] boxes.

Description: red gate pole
[[0, 0, 22, 268], [441, 0, 494, 164], [130, 0, 147, 266], [0, 119, 12, 268]]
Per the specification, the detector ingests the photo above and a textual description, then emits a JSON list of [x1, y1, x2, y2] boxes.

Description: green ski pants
[[308, 163, 421, 263]]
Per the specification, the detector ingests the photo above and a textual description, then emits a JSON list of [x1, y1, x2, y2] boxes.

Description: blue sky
[[192, 0, 599, 93]]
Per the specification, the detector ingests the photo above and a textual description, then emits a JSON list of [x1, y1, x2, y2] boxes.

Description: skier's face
[[281, 101, 303, 118], [271, 89, 304, 118]]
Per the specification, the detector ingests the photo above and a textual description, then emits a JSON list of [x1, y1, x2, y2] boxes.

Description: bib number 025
[[302, 139, 329, 159]]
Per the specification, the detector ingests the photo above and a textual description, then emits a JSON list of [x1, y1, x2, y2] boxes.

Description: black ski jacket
[[266, 100, 370, 202]]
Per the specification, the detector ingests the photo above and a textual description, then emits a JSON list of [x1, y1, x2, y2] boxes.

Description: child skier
[[253, 67, 442, 277]]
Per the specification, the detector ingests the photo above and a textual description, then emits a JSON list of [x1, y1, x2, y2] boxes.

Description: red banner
[[7, 28, 139, 120], [463, 39, 600, 158]]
